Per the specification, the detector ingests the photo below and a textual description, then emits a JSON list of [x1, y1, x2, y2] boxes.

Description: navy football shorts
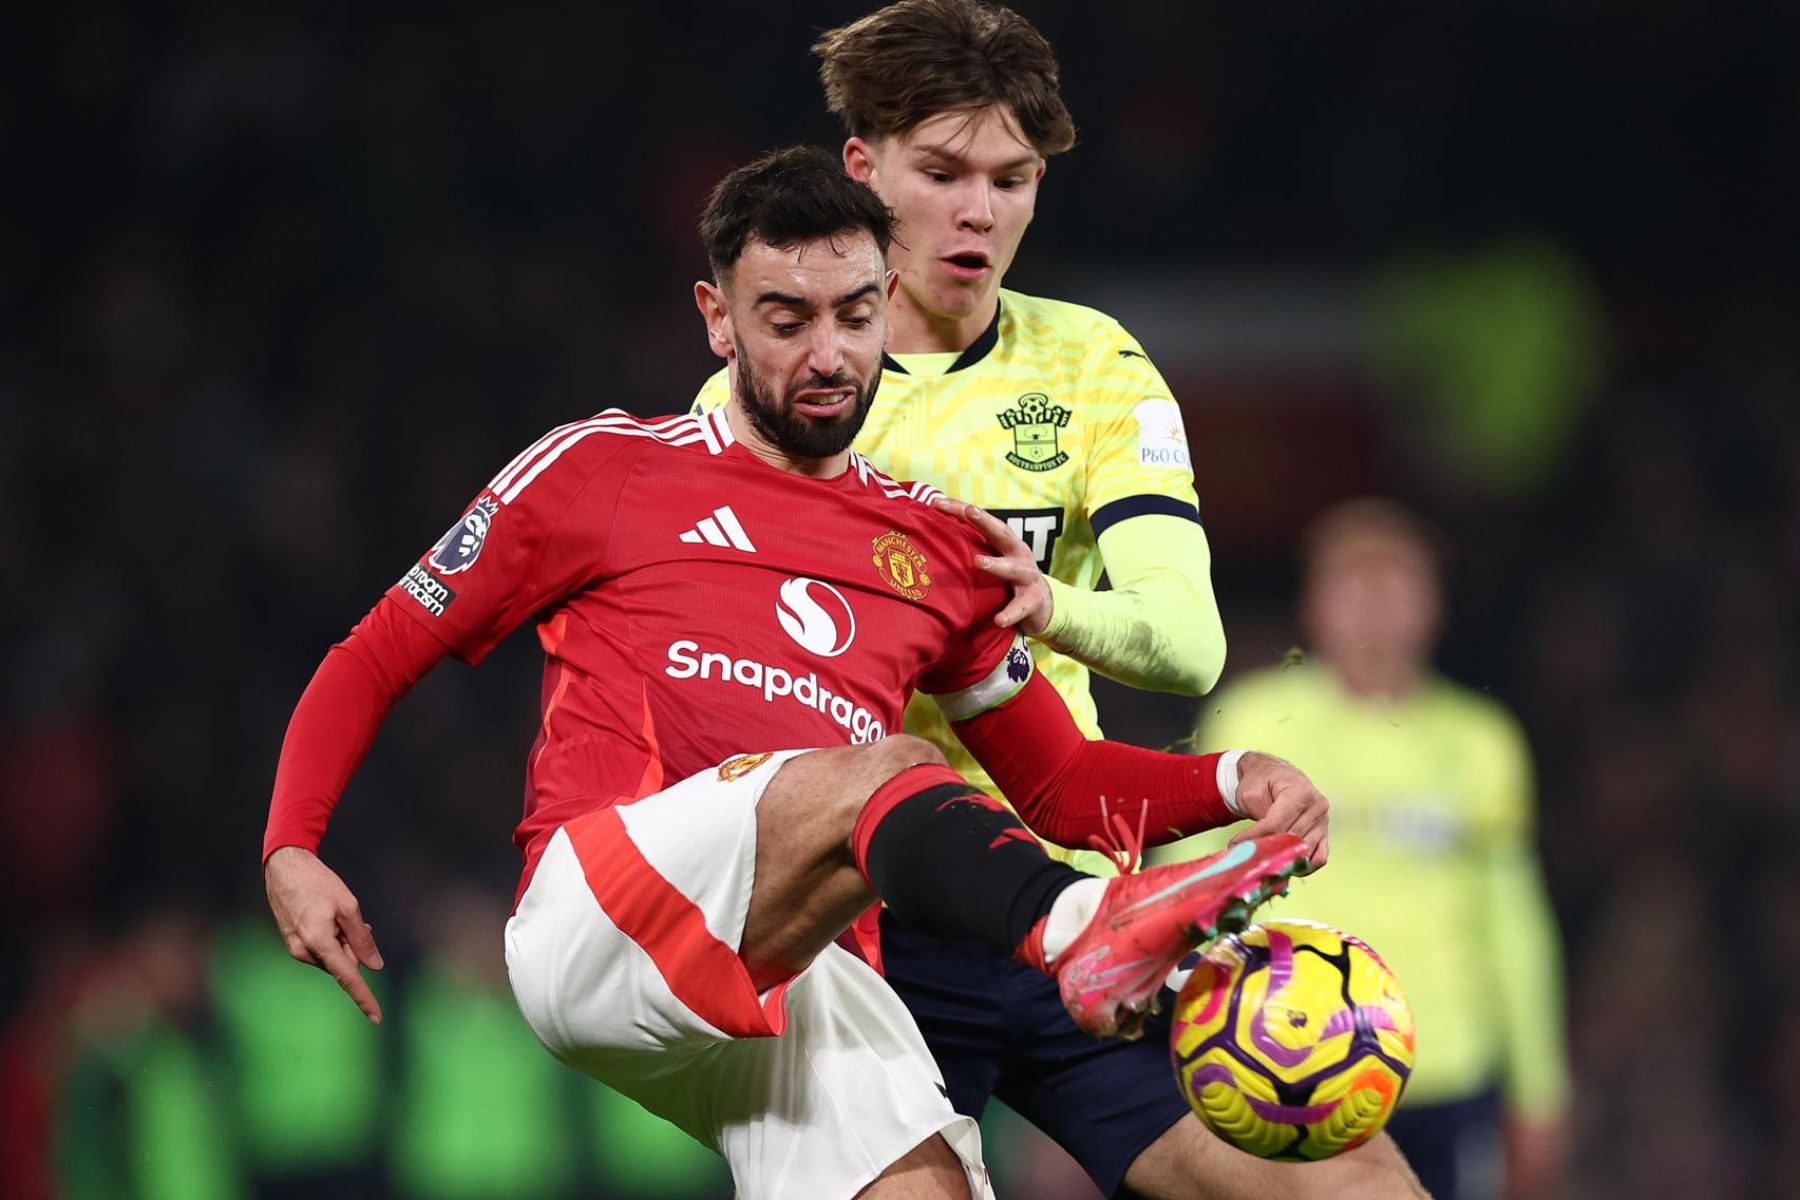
[[879, 911, 1193, 1198]]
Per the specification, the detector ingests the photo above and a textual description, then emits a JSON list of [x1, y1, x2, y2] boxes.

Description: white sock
[[1042, 877, 1107, 965]]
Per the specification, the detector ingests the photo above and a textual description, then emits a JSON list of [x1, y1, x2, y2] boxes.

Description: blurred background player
[[695, 2, 1422, 1197], [1164, 499, 1572, 1200]]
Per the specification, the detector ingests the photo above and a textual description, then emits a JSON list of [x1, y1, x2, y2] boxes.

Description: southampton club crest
[[429, 497, 498, 575], [996, 393, 1071, 472], [872, 530, 932, 601]]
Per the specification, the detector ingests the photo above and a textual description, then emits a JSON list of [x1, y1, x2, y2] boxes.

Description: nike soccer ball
[[1170, 919, 1414, 1161]]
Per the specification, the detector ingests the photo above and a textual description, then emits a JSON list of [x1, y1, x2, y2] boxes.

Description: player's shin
[[852, 763, 1083, 965]]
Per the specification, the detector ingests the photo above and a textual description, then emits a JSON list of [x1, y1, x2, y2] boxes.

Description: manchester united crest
[[718, 752, 773, 782], [871, 531, 932, 601], [996, 393, 1071, 472]]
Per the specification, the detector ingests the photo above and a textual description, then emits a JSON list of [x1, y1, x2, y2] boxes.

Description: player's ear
[[844, 138, 877, 185], [694, 279, 733, 360], [884, 268, 900, 302]]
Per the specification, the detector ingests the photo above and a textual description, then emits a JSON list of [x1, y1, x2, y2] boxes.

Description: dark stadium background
[[3, 3, 1795, 1198]]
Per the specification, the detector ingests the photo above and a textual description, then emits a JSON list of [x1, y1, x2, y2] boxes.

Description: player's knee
[[868, 733, 947, 772], [802, 736, 953, 832], [866, 1132, 970, 1199], [826, 736, 950, 828]]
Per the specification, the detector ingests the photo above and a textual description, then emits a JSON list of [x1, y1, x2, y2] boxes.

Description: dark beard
[[734, 347, 878, 460]]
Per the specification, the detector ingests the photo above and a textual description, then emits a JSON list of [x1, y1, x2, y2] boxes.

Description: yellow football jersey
[[693, 289, 1204, 864]]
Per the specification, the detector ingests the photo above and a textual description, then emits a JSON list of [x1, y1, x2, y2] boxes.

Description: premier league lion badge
[[429, 497, 498, 576]]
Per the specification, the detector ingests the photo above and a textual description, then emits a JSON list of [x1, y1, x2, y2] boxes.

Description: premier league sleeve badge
[[429, 497, 499, 575]]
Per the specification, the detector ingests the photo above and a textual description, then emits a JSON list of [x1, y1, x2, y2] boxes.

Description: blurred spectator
[[0, 931, 97, 1200], [1371, 238, 1605, 499], [52, 909, 246, 1200], [208, 916, 387, 1198], [1161, 501, 1571, 1200], [586, 1086, 733, 1200], [386, 884, 584, 1200]]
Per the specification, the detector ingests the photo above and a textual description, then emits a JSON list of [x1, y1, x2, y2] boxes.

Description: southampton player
[[692, 4, 1423, 1198], [262, 148, 1329, 1200], [1172, 502, 1572, 1199]]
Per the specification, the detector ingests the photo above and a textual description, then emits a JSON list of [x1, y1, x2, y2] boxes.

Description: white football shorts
[[504, 749, 993, 1200]]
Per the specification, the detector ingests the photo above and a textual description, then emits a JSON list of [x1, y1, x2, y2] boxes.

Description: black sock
[[855, 771, 1083, 956]]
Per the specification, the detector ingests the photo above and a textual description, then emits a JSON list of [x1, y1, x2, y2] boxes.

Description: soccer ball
[[1169, 919, 1414, 1161]]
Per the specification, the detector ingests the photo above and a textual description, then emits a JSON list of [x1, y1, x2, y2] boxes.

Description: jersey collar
[[881, 300, 1002, 377]]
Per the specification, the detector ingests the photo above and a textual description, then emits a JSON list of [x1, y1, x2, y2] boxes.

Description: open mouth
[[942, 253, 991, 279], [793, 390, 853, 419]]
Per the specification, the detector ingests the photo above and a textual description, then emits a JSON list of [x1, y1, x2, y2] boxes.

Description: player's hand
[[264, 846, 386, 1024], [933, 496, 1054, 636], [1227, 752, 1330, 872]]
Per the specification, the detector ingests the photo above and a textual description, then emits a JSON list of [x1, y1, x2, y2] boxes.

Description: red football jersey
[[385, 408, 1027, 870]]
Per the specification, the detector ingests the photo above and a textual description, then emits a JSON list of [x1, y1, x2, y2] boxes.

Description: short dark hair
[[815, 0, 1076, 156], [699, 145, 896, 281], [1301, 499, 1448, 579]]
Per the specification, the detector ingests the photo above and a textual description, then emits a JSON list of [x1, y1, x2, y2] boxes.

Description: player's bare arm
[[946, 670, 1329, 871], [1125, 1115, 1431, 1200]]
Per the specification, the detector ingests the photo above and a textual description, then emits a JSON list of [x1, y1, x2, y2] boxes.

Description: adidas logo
[[678, 505, 758, 553]]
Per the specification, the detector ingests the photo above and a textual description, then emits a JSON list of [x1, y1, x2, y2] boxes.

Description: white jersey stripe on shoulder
[[489, 414, 609, 495], [486, 431, 556, 495], [499, 418, 704, 504], [494, 410, 700, 496], [502, 423, 707, 506], [496, 418, 623, 498], [865, 459, 905, 493], [711, 408, 735, 448], [639, 412, 704, 443], [697, 416, 721, 455], [850, 452, 943, 507], [490, 409, 663, 496]]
